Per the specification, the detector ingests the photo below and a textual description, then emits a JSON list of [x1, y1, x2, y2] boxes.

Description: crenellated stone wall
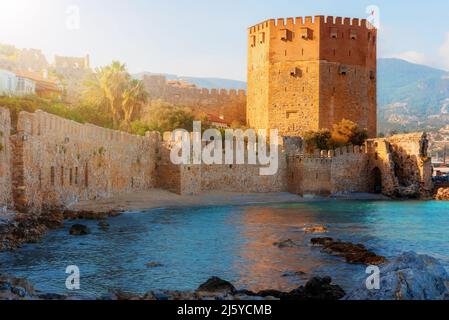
[[158, 133, 288, 195], [12, 110, 160, 213], [143, 75, 247, 125], [287, 133, 433, 197], [0, 108, 12, 211]]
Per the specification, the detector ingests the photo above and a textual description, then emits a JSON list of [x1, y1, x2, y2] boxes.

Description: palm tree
[[121, 79, 148, 130], [84, 61, 130, 129]]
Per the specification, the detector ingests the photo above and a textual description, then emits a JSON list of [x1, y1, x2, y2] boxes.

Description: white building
[[0, 69, 35, 96], [0, 69, 18, 95], [16, 76, 36, 96]]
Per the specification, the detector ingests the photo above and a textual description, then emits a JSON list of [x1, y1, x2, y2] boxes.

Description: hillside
[[378, 58, 449, 134]]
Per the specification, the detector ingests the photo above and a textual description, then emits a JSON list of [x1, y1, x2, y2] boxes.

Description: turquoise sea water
[[0, 200, 448, 298]]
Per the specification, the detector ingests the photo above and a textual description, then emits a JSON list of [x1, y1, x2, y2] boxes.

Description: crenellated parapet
[[143, 75, 246, 124]]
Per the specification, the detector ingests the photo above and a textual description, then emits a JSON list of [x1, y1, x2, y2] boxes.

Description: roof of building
[[205, 113, 230, 125], [15, 70, 62, 93]]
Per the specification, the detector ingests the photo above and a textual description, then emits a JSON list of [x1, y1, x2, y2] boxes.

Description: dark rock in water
[[301, 276, 345, 300], [69, 224, 91, 236], [146, 262, 163, 268], [255, 277, 345, 300], [273, 239, 298, 248], [345, 252, 449, 300], [98, 221, 110, 229], [37, 293, 67, 300], [311, 237, 386, 265], [303, 225, 328, 234], [196, 277, 236, 294], [282, 270, 307, 278], [0, 275, 37, 300]]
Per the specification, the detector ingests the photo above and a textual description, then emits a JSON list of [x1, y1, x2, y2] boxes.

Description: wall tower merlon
[[352, 18, 360, 26], [276, 18, 285, 27], [335, 17, 343, 25], [343, 17, 351, 25]]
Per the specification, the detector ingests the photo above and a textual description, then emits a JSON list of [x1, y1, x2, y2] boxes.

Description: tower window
[[339, 66, 348, 75], [290, 67, 301, 77], [300, 27, 311, 40], [330, 28, 338, 39], [280, 29, 292, 41], [259, 32, 265, 44], [370, 70, 376, 80], [250, 35, 256, 47], [350, 29, 358, 40]]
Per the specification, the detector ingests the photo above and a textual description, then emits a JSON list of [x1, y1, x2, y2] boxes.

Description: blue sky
[[1, 0, 449, 80]]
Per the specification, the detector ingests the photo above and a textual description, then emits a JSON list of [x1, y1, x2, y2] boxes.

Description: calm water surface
[[0, 200, 448, 298]]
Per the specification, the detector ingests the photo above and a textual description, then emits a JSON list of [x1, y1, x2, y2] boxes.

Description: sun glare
[[0, 0, 39, 25]]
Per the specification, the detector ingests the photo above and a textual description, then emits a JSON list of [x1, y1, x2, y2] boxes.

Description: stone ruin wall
[[286, 133, 433, 197], [12, 110, 160, 213], [143, 75, 247, 125], [386, 133, 433, 194], [0, 108, 12, 211], [287, 146, 369, 195]]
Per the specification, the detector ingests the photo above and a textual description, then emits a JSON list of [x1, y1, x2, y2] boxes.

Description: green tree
[[84, 61, 147, 130], [304, 129, 332, 153]]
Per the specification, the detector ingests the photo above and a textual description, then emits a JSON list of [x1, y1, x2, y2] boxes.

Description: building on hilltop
[[247, 16, 377, 138]]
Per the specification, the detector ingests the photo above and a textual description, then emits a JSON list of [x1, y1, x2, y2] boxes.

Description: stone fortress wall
[[157, 133, 288, 196], [10, 109, 160, 213], [143, 75, 247, 125], [287, 133, 433, 197], [0, 108, 12, 211], [0, 108, 434, 215]]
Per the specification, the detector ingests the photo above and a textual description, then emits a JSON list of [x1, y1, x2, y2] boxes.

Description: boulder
[[436, 188, 449, 201], [311, 237, 386, 265], [196, 277, 236, 295], [98, 221, 110, 229], [69, 224, 91, 236], [345, 252, 449, 300], [273, 239, 298, 248], [146, 262, 163, 268], [256, 277, 345, 300], [303, 225, 328, 234]]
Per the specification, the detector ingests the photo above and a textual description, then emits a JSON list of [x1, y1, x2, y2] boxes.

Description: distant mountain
[[133, 72, 247, 91], [135, 59, 449, 134], [378, 58, 449, 134]]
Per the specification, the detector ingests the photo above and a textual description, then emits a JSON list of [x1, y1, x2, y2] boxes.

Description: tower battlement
[[249, 16, 373, 34]]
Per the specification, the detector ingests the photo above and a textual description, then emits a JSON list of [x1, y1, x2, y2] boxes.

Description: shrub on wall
[[304, 119, 368, 152]]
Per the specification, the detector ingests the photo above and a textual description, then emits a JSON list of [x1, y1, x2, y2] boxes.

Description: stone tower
[[247, 16, 377, 137]]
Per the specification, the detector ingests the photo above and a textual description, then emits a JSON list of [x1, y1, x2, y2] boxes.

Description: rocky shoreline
[[436, 188, 449, 201], [1, 252, 449, 300], [0, 209, 122, 251]]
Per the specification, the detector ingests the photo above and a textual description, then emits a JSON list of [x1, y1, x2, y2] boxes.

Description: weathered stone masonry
[[287, 133, 433, 197], [0, 108, 12, 210], [10, 109, 160, 214]]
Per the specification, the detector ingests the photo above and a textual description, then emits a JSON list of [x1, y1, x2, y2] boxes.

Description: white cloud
[[438, 32, 449, 70], [386, 51, 430, 65]]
